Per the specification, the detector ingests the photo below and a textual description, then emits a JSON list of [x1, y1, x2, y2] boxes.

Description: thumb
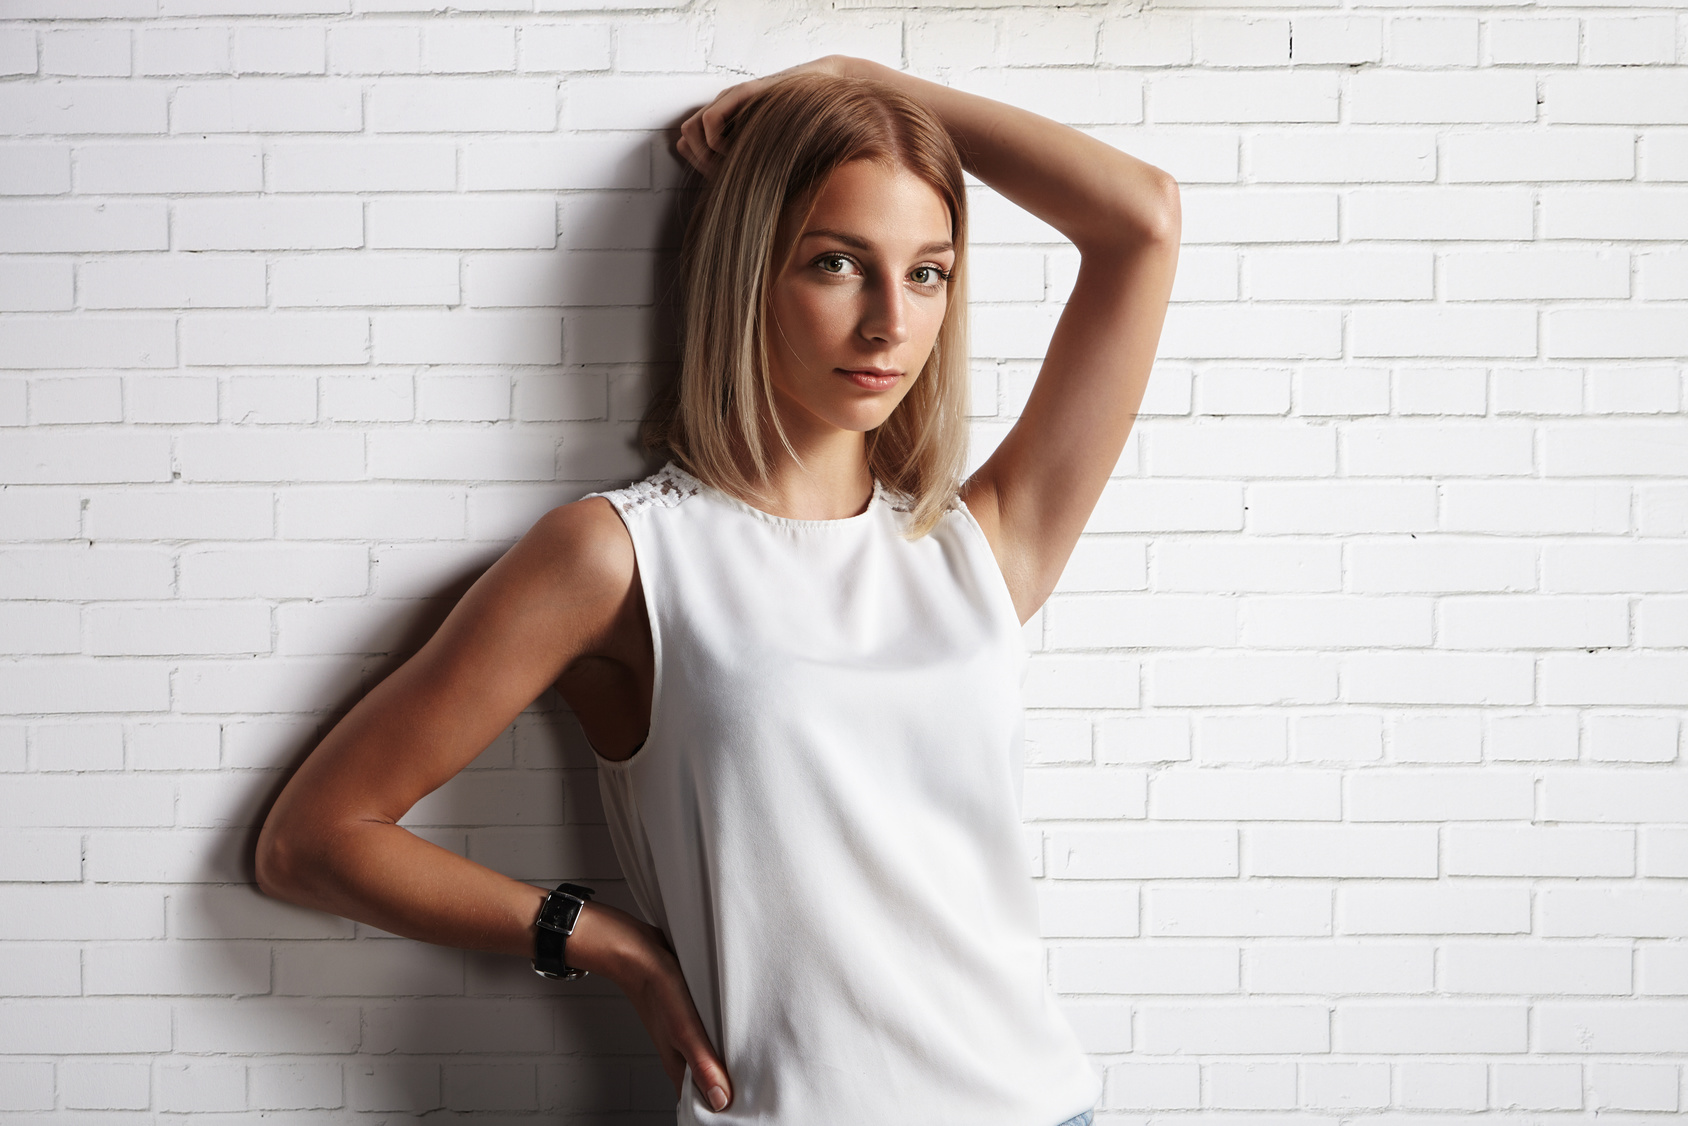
[[684, 1040, 732, 1112]]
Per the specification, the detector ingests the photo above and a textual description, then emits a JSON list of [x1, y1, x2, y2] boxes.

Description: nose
[[858, 274, 909, 347]]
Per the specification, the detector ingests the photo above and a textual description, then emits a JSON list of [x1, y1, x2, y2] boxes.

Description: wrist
[[563, 901, 668, 988]]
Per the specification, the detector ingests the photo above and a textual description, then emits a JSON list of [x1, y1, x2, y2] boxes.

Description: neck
[[751, 406, 876, 522]]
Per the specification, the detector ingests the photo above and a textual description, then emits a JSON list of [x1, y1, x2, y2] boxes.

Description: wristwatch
[[533, 881, 595, 980]]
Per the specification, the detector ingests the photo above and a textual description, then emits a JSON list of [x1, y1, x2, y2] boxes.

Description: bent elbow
[[1138, 168, 1181, 248], [254, 816, 302, 903]]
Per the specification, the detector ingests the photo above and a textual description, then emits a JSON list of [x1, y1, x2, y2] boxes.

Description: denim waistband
[[1054, 1111, 1094, 1126]]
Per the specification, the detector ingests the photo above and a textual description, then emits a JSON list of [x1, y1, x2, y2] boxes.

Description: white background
[[2, 0, 1686, 1120]]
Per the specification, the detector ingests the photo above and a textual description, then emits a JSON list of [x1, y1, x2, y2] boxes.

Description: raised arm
[[683, 56, 1179, 622]]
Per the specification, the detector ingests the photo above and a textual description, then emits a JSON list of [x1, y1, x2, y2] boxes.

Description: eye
[[815, 254, 854, 275], [910, 265, 950, 288]]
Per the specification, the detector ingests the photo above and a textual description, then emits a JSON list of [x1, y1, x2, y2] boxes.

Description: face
[[764, 159, 956, 439]]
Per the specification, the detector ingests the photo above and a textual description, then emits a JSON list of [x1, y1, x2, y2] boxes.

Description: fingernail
[[707, 1085, 728, 1111]]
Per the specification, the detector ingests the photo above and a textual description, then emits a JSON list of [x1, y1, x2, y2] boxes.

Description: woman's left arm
[[682, 56, 1179, 621]]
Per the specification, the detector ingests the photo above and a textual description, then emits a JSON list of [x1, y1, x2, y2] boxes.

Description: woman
[[256, 55, 1178, 1125]]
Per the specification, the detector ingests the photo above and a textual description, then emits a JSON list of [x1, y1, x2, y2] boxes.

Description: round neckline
[[664, 461, 884, 530]]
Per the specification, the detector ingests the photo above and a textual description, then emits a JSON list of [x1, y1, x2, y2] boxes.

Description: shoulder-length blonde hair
[[642, 72, 970, 538]]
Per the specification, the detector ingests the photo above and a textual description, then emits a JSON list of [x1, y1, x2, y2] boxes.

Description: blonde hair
[[643, 73, 970, 538]]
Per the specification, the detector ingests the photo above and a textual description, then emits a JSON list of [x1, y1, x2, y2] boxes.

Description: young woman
[[257, 55, 1178, 1126]]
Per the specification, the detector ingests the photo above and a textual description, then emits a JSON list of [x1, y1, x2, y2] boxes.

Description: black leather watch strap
[[533, 881, 595, 980]]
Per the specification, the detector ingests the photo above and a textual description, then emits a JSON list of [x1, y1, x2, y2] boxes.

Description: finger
[[675, 132, 711, 177], [676, 1030, 732, 1111]]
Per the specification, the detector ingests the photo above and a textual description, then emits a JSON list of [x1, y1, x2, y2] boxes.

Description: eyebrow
[[800, 227, 954, 257]]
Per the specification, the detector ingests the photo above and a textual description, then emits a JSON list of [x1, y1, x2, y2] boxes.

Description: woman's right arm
[[254, 497, 734, 1112]]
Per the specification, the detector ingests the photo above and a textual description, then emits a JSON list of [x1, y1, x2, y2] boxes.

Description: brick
[[1106, 1061, 1198, 1110], [363, 1000, 552, 1054], [1354, 304, 1536, 359], [1545, 188, 1688, 239], [1585, 16, 1677, 65], [370, 77, 556, 132], [1548, 543, 1688, 592], [1349, 769, 1534, 821], [1101, 14, 1193, 66], [1055, 943, 1238, 994], [1638, 596, 1688, 645], [233, 24, 327, 74], [0, 260, 70, 312], [1587, 713, 1679, 764], [281, 485, 467, 540], [1444, 943, 1633, 995], [956, 70, 1143, 127], [1543, 886, 1688, 938], [274, 939, 464, 996], [1046, 594, 1235, 649], [369, 196, 556, 250], [1390, 713, 1484, 765], [1441, 595, 1629, 650], [88, 940, 270, 995], [1087, 481, 1241, 534], [87, 602, 272, 656], [1097, 714, 1190, 764], [519, 22, 612, 73], [1588, 365, 1683, 414], [250, 1060, 344, 1111], [174, 78, 361, 132], [270, 140, 456, 191], [1290, 16, 1382, 63], [176, 999, 362, 1055], [273, 253, 459, 307], [1191, 367, 1289, 415], [0, 1000, 172, 1055], [1348, 538, 1536, 593], [1335, 1002, 1527, 1053], [1400, 1062, 1486, 1110], [128, 374, 219, 423], [0, 486, 81, 539], [174, 654, 365, 713], [1294, 368, 1388, 416], [1247, 825, 1436, 877], [0, 659, 171, 715], [30, 722, 123, 771], [84, 487, 271, 540], [170, 885, 352, 940], [0, 886, 164, 941], [1389, 16, 1478, 66], [1, 199, 166, 252], [0, 144, 70, 194], [62, 1060, 151, 1110], [1196, 714, 1286, 764], [1248, 248, 1430, 301], [1544, 650, 1687, 704], [1490, 18, 1579, 64], [128, 720, 221, 771], [182, 313, 368, 366], [1645, 132, 1688, 181], [1536, 1004, 1688, 1053], [1024, 655, 1138, 709], [1352, 71, 1536, 123], [138, 26, 230, 75], [1034, 882, 1138, 939], [2, 427, 172, 481], [1494, 367, 1583, 415], [1047, 826, 1237, 878], [1446, 248, 1629, 301], [1140, 1004, 1330, 1054], [0, 28, 36, 77], [463, 137, 647, 191], [1293, 713, 1386, 763], [0, 80, 168, 134], [0, 830, 80, 880], [1149, 422, 1335, 477], [1451, 826, 1635, 877], [1487, 711, 1579, 762], [1244, 943, 1432, 994], [1495, 1063, 1583, 1111], [1150, 72, 1338, 123], [1151, 769, 1339, 820], [328, 23, 420, 74], [1207, 1061, 1296, 1109], [1349, 188, 1533, 241], [1302, 1062, 1389, 1110], [1638, 249, 1688, 300], [1023, 766, 1148, 821], [1549, 307, 1688, 361], [372, 312, 561, 365], [1590, 1063, 1681, 1112], [1446, 129, 1634, 183], [1155, 652, 1340, 706], [28, 374, 121, 423], [1545, 769, 1688, 823], [81, 254, 266, 309], [77, 140, 261, 193], [1089, 129, 1237, 185], [178, 197, 362, 250], [1643, 828, 1688, 877], [1248, 482, 1435, 535], [0, 603, 78, 655], [368, 428, 557, 481], [1341, 882, 1530, 935], [465, 250, 655, 308], [177, 430, 364, 483], [1443, 482, 1631, 535], [1181, 189, 1335, 244]]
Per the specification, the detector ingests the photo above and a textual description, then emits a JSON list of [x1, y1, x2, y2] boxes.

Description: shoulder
[[515, 494, 636, 610]]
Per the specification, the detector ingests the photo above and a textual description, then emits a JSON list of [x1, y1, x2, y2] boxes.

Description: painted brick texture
[[1, 0, 1685, 1121]]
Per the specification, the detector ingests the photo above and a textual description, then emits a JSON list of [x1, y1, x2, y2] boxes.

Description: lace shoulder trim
[[590, 461, 702, 517]]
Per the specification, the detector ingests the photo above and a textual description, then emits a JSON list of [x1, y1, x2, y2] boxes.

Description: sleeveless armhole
[[578, 490, 665, 772], [952, 494, 1032, 651]]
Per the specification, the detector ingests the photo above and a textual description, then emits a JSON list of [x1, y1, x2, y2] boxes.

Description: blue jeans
[[1054, 1112, 1094, 1126]]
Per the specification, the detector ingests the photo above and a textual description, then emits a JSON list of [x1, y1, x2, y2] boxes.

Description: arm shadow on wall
[[186, 134, 698, 1124]]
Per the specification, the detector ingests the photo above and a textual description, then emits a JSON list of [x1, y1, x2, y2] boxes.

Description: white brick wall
[[0, 0, 1684, 1120]]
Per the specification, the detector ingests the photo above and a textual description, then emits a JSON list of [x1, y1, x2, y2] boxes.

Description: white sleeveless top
[[586, 462, 1100, 1126]]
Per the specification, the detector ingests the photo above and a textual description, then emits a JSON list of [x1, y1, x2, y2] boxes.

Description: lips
[[837, 368, 902, 391]]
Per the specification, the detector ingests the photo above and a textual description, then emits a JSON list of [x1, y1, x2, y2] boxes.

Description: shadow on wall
[[182, 131, 698, 1123]]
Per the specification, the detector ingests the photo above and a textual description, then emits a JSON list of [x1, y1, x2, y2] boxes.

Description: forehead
[[795, 159, 953, 249]]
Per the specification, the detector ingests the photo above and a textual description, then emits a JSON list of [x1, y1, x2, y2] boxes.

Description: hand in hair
[[677, 55, 852, 176]]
